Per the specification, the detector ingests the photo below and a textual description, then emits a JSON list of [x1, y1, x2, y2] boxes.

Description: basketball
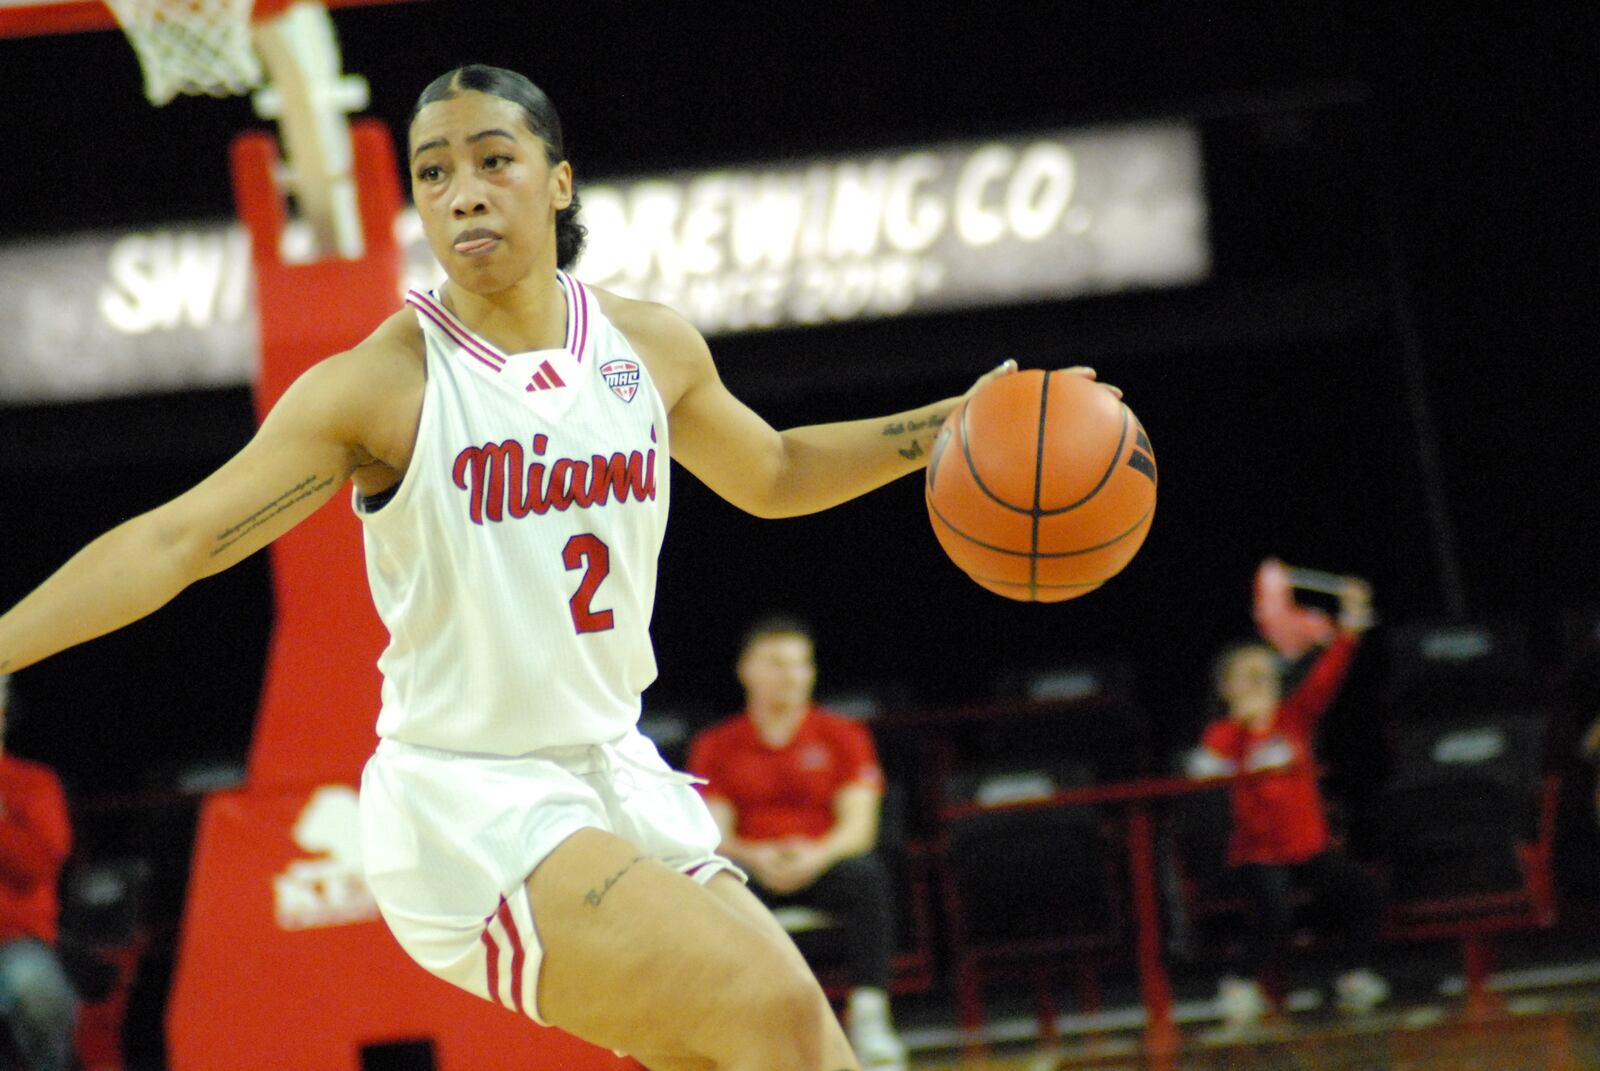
[[925, 369, 1157, 601]]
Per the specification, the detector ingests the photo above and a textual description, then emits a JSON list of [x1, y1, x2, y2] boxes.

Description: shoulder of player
[[588, 286, 710, 401], [249, 311, 424, 474], [279, 310, 423, 420], [329, 308, 426, 382]]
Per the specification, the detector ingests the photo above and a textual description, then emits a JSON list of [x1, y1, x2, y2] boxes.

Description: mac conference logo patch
[[600, 358, 641, 403]]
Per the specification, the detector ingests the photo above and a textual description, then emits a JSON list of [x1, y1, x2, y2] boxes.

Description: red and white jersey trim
[[403, 271, 592, 375]]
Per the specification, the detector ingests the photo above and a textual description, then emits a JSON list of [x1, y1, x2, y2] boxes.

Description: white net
[[105, 0, 264, 105]]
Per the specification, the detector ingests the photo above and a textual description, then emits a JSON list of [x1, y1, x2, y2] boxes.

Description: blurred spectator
[[1254, 557, 1339, 696], [1188, 579, 1387, 1032], [687, 618, 904, 1071], [0, 676, 76, 1071]]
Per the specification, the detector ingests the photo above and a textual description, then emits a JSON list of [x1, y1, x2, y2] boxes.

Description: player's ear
[[549, 160, 574, 211]]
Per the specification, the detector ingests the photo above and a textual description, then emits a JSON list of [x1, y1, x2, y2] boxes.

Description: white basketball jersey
[[356, 272, 670, 755]]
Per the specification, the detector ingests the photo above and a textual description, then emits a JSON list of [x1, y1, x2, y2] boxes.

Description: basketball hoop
[[0, 0, 405, 260], [99, 0, 374, 256], [103, 0, 263, 104]]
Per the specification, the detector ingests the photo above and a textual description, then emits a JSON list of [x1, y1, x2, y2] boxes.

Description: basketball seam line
[[926, 499, 1156, 559], [957, 394, 1027, 513], [1029, 371, 1050, 599], [1039, 403, 1132, 516], [963, 573, 1105, 590], [951, 389, 1133, 517]]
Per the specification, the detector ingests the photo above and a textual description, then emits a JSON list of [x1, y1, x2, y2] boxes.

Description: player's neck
[[748, 702, 808, 747], [441, 272, 567, 354]]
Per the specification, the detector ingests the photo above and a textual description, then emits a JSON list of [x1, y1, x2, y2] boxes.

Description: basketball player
[[0, 65, 1119, 1070]]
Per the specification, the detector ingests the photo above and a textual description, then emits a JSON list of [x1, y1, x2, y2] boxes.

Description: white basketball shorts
[[358, 727, 743, 1026]]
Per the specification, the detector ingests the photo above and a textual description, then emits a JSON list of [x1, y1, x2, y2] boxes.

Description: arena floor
[[912, 999, 1596, 1070], [900, 958, 1600, 1071]]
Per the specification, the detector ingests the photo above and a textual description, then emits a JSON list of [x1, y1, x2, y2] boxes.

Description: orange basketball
[[925, 369, 1157, 601]]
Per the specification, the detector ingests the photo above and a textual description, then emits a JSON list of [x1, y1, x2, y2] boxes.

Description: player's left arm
[[660, 310, 1008, 517], [615, 296, 1117, 517]]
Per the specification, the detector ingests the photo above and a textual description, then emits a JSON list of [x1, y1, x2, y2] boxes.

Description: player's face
[[739, 635, 817, 714], [1221, 647, 1281, 720], [408, 91, 573, 295]]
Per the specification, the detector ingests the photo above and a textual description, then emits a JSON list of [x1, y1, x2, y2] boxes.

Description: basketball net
[[103, 0, 370, 259], [104, 0, 263, 104]]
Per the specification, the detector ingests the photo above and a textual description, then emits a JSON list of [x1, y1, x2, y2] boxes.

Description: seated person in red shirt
[[688, 618, 904, 1071], [0, 676, 76, 1071], [1188, 579, 1387, 1030]]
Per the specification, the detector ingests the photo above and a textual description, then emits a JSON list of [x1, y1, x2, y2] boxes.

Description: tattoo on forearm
[[880, 414, 944, 438], [584, 855, 646, 909], [897, 438, 925, 461], [211, 474, 335, 557]]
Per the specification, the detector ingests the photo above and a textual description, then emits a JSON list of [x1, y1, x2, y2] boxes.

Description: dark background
[[1, 2, 1598, 1058]]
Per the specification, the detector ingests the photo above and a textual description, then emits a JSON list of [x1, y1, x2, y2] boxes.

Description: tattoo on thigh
[[212, 474, 336, 557], [584, 855, 647, 909]]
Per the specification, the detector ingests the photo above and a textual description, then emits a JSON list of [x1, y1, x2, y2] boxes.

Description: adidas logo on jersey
[[600, 358, 641, 403], [525, 359, 568, 393]]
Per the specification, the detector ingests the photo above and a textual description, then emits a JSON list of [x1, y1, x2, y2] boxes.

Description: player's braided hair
[[412, 64, 589, 270]]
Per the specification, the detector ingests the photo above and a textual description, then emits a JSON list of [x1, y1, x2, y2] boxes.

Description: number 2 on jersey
[[563, 534, 615, 634]]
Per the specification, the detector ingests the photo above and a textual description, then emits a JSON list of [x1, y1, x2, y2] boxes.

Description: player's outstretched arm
[[611, 295, 1014, 518], [672, 359, 998, 518], [0, 336, 400, 677]]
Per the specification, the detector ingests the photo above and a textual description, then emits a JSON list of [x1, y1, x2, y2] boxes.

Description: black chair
[[936, 760, 1124, 1036], [1385, 619, 1536, 720], [1370, 709, 1559, 1017], [56, 855, 153, 1071], [1561, 606, 1600, 683], [989, 660, 1150, 781], [1374, 713, 1548, 899]]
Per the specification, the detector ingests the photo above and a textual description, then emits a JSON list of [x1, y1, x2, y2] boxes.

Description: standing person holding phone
[[1189, 576, 1388, 1031]]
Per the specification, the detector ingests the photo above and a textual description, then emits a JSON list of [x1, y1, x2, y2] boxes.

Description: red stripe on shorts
[[480, 922, 503, 1008], [497, 898, 527, 1016]]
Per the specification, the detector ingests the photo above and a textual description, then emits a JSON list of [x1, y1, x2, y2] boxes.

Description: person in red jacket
[[1189, 578, 1387, 1031], [688, 618, 904, 1071], [0, 676, 76, 1071]]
